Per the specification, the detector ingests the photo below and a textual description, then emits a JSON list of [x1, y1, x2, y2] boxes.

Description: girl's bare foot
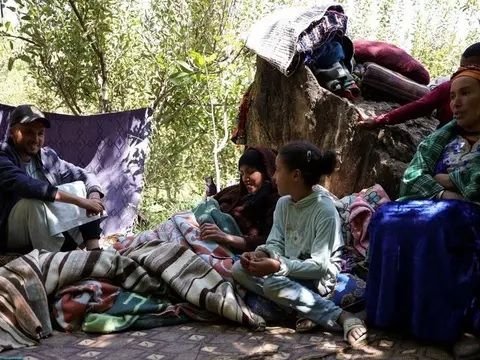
[[338, 311, 367, 347]]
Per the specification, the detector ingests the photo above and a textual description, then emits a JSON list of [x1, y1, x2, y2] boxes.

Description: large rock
[[246, 57, 438, 199]]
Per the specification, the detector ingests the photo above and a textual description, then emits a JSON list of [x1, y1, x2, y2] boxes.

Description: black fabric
[[79, 219, 102, 241]]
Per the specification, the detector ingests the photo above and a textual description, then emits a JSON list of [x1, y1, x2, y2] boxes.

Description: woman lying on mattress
[[198, 147, 280, 253]]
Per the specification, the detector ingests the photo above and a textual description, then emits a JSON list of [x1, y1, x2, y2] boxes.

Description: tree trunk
[[245, 57, 437, 199]]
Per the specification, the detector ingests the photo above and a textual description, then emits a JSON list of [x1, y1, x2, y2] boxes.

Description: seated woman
[[366, 66, 480, 351], [232, 141, 367, 347], [198, 147, 279, 253]]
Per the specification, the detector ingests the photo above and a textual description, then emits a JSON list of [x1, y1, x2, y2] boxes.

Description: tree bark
[[245, 57, 437, 198]]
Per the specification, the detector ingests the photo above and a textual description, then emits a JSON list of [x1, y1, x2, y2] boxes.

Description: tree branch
[[67, 0, 110, 112], [39, 53, 82, 115], [0, 31, 39, 46]]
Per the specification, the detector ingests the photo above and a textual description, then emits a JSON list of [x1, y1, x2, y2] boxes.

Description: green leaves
[[189, 50, 206, 68], [176, 60, 195, 73], [0, 0, 291, 226]]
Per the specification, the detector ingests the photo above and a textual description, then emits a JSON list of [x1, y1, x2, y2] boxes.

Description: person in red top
[[358, 43, 480, 128]]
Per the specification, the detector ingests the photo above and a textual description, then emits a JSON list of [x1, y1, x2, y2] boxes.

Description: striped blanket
[[0, 245, 265, 352], [122, 240, 264, 328], [115, 211, 239, 281], [245, 3, 339, 76], [0, 249, 163, 351]]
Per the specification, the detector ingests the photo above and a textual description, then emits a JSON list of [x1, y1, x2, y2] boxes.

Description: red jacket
[[374, 81, 452, 126]]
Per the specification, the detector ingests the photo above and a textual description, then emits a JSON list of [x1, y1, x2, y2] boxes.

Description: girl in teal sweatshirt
[[232, 141, 367, 346]]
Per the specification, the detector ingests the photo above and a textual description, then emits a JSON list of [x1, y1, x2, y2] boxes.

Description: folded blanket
[[53, 279, 194, 333], [349, 185, 390, 257], [361, 62, 430, 103], [81, 289, 191, 333], [312, 184, 391, 277], [0, 249, 165, 352], [354, 39, 430, 85], [245, 3, 339, 76], [53, 279, 121, 331], [348, 198, 374, 257]]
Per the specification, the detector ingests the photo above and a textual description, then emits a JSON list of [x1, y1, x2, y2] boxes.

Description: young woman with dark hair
[[232, 141, 367, 347]]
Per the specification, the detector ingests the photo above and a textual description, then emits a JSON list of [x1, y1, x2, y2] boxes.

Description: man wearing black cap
[[0, 104, 105, 253]]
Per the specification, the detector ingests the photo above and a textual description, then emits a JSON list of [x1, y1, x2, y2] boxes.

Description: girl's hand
[[199, 223, 228, 244], [240, 251, 254, 268], [247, 258, 281, 277], [253, 251, 269, 259], [240, 251, 269, 269]]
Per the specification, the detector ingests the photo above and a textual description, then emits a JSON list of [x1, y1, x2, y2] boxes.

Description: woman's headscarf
[[237, 147, 276, 196], [215, 146, 277, 214], [450, 65, 480, 135], [451, 65, 480, 82]]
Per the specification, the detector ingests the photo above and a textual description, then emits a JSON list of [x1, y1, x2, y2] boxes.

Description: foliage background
[[0, 0, 479, 229]]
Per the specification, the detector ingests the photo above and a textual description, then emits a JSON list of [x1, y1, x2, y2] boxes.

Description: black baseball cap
[[9, 104, 51, 128]]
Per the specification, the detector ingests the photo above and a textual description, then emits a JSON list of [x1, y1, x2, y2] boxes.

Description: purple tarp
[[0, 104, 152, 235]]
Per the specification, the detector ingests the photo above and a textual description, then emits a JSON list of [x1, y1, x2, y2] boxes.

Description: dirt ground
[[1, 321, 456, 360]]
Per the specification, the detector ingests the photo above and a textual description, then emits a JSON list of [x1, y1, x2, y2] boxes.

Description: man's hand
[[434, 174, 456, 191], [55, 190, 104, 216], [199, 223, 228, 244], [79, 198, 104, 217], [86, 192, 103, 216], [88, 191, 102, 200], [246, 258, 281, 277]]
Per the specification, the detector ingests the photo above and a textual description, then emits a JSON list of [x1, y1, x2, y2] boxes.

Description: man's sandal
[[343, 317, 367, 347]]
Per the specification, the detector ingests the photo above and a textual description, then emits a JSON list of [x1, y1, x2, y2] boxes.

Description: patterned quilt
[[0, 245, 265, 352], [115, 211, 239, 281]]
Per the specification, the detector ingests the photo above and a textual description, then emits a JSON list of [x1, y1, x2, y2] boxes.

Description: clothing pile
[[244, 3, 358, 99], [233, 3, 358, 144]]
